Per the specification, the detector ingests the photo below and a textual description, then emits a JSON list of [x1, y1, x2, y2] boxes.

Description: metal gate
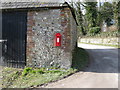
[[2, 11, 27, 68]]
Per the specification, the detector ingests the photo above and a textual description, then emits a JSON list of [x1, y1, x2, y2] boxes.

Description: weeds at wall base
[[1, 47, 89, 88]]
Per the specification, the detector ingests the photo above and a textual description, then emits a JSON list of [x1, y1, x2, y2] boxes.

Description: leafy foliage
[[117, 1, 120, 32], [88, 27, 101, 36], [72, 2, 86, 35], [71, 1, 119, 36], [84, 31, 119, 38], [84, 2, 98, 28], [100, 2, 114, 26]]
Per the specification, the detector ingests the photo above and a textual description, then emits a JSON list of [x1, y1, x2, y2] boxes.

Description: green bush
[[98, 31, 119, 37], [36, 69, 45, 74], [22, 67, 34, 76], [88, 27, 101, 36], [83, 30, 119, 38]]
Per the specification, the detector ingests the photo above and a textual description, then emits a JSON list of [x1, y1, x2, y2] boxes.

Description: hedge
[[82, 31, 119, 38]]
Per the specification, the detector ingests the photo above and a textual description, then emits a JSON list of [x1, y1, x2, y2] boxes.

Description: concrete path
[[44, 43, 118, 88]]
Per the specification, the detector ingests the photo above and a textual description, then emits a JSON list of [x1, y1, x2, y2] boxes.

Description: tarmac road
[[44, 43, 118, 88]]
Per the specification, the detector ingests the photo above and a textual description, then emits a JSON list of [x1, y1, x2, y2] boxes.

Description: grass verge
[[1, 47, 89, 88], [79, 42, 120, 48], [1, 67, 76, 88]]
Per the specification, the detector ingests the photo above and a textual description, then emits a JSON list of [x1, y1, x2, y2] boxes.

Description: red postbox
[[54, 33, 61, 46]]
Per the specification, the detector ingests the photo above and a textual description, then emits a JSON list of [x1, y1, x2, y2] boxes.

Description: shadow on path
[[78, 44, 119, 73]]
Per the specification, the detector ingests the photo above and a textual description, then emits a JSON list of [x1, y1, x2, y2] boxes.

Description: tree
[[118, 1, 120, 32], [100, 2, 114, 26], [113, 1, 120, 32], [72, 1, 100, 35], [84, 2, 98, 35], [75, 2, 86, 35], [71, 1, 86, 35], [84, 2, 98, 27]]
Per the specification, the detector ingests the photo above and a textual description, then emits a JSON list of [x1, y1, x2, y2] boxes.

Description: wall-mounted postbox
[[54, 33, 61, 46]]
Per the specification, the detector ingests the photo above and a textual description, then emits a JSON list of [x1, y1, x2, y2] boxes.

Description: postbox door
[[55, 33, 61, 46]]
